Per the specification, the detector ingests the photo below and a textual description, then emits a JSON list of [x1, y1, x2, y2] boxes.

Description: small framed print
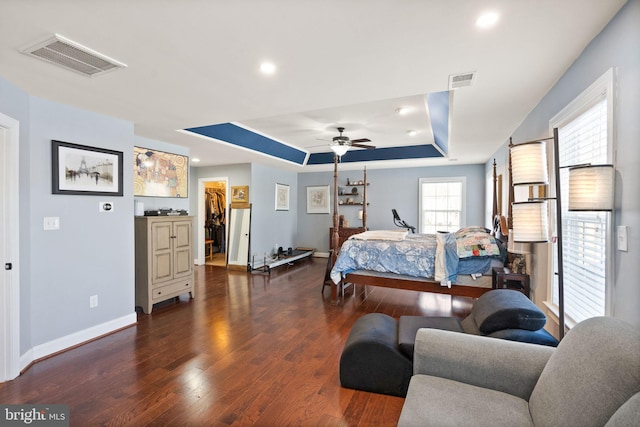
[[231, 185, 249, 203], [275, 183, 289, 211], [307, 185, 330, 214]]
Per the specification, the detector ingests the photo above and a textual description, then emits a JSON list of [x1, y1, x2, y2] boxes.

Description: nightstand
[[492, 267, 530, 298]]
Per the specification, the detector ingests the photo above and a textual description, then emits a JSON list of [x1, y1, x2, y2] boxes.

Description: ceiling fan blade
[[350, 138, 371, 143], [351, 143, 376, 150]]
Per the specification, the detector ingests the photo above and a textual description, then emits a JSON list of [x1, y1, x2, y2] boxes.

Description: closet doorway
[[199, 177, 229, 267]]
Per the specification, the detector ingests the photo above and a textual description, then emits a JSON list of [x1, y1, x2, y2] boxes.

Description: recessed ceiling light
[[259, 61, 276, 75], [192, 158, 200, 163], [407, 130, 417, 136], [396, 107, 411, 115], [476, 12, 499, 29]]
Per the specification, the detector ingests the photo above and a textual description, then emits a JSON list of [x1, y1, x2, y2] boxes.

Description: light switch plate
[[617, 225, 628, 252], [43, 216, 60, 230]]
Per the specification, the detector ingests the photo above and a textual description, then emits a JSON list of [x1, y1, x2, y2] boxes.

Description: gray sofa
[[398, 316, 640, 426]]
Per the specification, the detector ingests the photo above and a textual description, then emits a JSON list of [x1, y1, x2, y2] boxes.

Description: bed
[[330, 227, 507, 298], [328, 158, 510, 302]]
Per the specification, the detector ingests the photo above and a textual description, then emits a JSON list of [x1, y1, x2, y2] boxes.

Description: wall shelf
[[338, 179, 370, 207]]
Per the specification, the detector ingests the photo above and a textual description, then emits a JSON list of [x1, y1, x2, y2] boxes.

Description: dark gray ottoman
[[339, 313, 464, 397], [339, 313, 412, 397]]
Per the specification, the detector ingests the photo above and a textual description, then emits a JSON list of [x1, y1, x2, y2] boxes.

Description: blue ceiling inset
[[185, 91, 450, 166], [184, 123, 308, 165], [307, 144, 444, 165]]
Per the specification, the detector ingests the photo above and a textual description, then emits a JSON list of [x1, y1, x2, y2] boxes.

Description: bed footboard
[[332, 271, 491, 301]]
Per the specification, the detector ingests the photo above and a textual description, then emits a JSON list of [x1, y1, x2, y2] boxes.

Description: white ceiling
[[0, 0, 626, 172]]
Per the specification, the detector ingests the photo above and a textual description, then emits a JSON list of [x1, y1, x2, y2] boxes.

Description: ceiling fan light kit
[[330, 142, 350, 156], [328, 127, 376, 156]]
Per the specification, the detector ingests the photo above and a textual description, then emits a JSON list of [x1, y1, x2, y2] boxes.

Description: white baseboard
[[19, 349, 34, 373], [20, 312, 137, 371], [314, 251, 330, 258]]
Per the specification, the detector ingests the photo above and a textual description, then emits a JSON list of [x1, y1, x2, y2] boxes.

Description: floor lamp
[[510, 128, 614, 340]]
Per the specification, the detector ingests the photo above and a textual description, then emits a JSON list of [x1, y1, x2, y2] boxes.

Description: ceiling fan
[[330, 127, 375, 156]]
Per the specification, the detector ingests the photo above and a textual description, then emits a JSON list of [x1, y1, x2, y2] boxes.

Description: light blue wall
[[28, 97, 136, 346], [251, 163, 298, 260], [0, 76, 139, 355], [486, 0, 640, 327], [297, 164, 487, 252], [296, 172, 336, 251], [0, 77, 191, 357]]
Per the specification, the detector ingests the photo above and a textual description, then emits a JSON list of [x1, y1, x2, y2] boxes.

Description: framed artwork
[[52, 140, 123, 196], [231, 185, 249, 203], [275, 183, 289, 211], [307, 185, 330, 214], [134, 146, 188, 197]]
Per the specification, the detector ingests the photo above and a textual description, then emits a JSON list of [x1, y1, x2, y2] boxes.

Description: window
[[550, 69, 614, 326], [419, 177, 466, 234]]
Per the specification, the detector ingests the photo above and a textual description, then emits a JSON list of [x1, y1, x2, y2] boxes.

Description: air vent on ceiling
[[20, 34, 127, 77], [448, 72, 476, 90]]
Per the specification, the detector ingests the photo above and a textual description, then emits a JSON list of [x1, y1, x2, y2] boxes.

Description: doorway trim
[[1, 112, 21, 382], [197, 176, 229, 265]]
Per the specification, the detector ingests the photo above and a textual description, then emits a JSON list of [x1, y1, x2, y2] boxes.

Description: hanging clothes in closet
[[205, 188, 226, 253]]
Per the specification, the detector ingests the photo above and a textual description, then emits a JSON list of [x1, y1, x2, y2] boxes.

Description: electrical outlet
[[89, 295, 98, 308]]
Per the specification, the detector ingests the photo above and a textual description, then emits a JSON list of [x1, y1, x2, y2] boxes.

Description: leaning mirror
[[227, 203, 251, 270]]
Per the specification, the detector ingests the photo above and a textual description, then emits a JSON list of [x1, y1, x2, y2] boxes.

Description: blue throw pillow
[[472, 289, 547, 334]]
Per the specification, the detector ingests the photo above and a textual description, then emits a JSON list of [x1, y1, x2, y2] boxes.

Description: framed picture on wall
[[134, 146, 189, 197], [275, 183, 289, 211], [231, 185, 249, 203], [51, 140, 123, 196], [306, 185, 330, 214]]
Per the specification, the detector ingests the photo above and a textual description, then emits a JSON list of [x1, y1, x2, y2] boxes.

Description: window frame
[[547, 68, 616, 326], [418, 176, 467, 234]]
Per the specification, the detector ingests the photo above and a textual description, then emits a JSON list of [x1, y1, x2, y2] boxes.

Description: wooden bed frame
[[330, 155, 509, 302], [338, 272, 490, 299]]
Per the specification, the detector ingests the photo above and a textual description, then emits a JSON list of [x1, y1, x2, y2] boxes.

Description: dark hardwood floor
[[0, 257, 474, 426]]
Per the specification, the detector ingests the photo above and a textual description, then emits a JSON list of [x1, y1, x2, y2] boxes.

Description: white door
[[0, 112, 20, 382]]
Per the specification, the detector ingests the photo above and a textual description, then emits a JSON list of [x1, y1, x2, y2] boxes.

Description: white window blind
[[419, 178, 465, 234], [554, 95, 610, 324]]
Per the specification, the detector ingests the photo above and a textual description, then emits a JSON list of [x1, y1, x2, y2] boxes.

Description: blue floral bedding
[[330, 230, 505, 285], [330, 234, 437, 284]]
